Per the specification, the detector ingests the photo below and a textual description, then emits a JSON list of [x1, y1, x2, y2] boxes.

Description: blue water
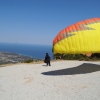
[[0, 43, 53, 59]]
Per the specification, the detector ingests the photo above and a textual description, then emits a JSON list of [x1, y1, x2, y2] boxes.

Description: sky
[[0, 0, 100, 45]]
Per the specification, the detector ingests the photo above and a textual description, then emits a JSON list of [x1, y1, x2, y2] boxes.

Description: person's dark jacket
[[45, 53, 50, 63]]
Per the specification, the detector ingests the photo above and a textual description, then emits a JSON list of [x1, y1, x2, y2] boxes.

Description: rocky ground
[[0, 51, 40, 65]]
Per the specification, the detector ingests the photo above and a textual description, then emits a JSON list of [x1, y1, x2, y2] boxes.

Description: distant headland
[[0, 51, 41, 65]]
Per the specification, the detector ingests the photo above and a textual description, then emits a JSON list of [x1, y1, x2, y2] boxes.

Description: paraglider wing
[[53, 18, 100, 54]]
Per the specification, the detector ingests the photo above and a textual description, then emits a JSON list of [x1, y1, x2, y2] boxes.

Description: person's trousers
[[47, 61, 51, 66]]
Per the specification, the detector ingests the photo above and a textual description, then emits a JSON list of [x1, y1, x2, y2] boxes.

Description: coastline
[[0, 51, 41, 65]]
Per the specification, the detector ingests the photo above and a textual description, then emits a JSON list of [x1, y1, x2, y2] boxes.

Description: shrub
[[53, 53, 100, 61], [24, 59, 33, 63]]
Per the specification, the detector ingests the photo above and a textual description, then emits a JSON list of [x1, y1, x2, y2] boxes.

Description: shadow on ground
[[42, 63, 100, 75]]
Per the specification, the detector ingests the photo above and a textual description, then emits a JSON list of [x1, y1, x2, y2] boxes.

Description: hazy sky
[[0, 0, 100, 45]]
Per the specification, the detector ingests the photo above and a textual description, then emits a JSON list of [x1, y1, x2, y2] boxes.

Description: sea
[[0, 42, 53, 60]]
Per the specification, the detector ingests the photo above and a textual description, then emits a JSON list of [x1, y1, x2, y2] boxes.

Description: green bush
[[24, 59, 33, 63], [53, 53, 100, 61]]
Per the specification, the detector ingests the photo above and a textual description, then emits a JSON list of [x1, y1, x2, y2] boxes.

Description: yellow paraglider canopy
[[53, 18, 100, 55]]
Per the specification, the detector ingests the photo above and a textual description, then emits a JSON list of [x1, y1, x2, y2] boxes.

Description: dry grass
[[0, 63, 16, 68]]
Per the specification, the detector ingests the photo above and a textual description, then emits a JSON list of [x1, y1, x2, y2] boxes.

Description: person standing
[[44, 53, 51, 66]]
